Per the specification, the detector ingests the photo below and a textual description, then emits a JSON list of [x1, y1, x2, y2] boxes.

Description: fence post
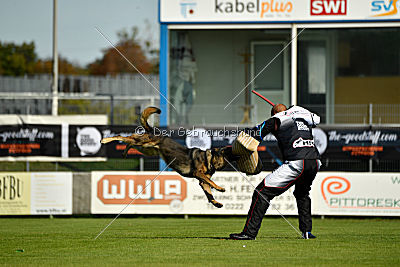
[[139, 157, 144, 171], [110, 95, 114, 125], [369, 103, 373, 172], [369, 103, 373, 125]]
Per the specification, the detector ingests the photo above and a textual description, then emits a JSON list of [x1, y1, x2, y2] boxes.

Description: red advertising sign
[[310, 0, 347, 15], [97, 174, 187, 205]]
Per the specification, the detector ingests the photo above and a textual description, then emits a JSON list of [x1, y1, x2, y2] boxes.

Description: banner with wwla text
[[91, 171, 299, 215], [92, 171, 400, 216]]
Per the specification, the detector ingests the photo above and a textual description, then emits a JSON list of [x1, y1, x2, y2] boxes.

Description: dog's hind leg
[[199, 182, 223, 208]]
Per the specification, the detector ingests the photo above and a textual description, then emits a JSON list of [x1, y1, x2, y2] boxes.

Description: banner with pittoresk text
[[91, 171, 400, 216], [313, 172, 400, 216], [0, 172, 72, 215]]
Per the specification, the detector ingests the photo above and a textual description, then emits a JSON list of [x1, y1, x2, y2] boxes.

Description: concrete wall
[[73, 173, 91, 214]]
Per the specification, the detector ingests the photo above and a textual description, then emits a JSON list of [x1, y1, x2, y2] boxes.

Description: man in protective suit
[[230, 104, 321, 240]]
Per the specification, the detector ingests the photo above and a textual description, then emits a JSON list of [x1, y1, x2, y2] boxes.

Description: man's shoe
[[229, 232, 255, 240], [302, 232, 316, 239]]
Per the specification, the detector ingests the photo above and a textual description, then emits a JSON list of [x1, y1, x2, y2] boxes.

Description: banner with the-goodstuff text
[[0, 125, 61, 157], [100, 125, 400, 163], [91, 171, 400, 216], [1, 124, 399, 163], [0, 172, 73, 215]]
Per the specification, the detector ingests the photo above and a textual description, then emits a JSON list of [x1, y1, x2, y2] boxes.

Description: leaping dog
[[101, 107, 236, 208]]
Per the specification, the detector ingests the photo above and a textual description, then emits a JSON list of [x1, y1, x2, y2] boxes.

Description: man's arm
[[286, 106, 320, 127], [244, 117, 280, 142]]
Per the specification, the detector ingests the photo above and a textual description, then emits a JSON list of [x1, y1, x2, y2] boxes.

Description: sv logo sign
[[371, 0, 400, 17]]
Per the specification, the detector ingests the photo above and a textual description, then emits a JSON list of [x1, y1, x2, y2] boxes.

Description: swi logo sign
[[310, 0, 347, 15], [214, 0, 293, 18], [97, 175, 187, 205], [371, 0, 400, 17]]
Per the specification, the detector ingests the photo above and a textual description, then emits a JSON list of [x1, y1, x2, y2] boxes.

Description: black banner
[[68, 125, 107, 158], [320, 127, 400, 160], [99, 125, 400, 162], [0, 124, 399, 161], [100, 125, 142, 158], [0, 125, 61, 157]]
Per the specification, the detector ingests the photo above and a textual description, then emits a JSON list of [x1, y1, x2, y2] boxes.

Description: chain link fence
[[0, 75, 399, 172], [0, 74, 159, 95]]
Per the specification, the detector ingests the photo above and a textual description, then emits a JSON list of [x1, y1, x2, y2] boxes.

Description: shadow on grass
[[104, 236, 296, 240]]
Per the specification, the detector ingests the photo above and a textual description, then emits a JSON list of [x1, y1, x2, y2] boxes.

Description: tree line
[[0, 26, 159, 76]]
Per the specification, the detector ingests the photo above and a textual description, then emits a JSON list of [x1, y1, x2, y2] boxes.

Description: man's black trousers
[[242, 159, 320, 237]]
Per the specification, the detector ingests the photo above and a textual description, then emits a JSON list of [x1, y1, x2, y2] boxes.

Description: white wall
[[181, 29, 290, 125]]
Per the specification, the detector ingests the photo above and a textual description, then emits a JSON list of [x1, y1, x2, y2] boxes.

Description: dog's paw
[[211, 200, 223, 208], [216, 187, 226, 193]]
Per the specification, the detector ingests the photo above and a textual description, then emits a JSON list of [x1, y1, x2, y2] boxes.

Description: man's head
[[271, 104, 287, 116]]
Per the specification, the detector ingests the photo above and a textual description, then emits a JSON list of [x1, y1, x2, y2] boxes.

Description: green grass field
[[1, 217, 399, 266]]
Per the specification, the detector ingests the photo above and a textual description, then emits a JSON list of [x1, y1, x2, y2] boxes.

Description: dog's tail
[[140, 106, 161, 132]]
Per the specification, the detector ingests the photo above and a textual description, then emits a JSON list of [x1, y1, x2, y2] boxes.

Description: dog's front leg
[[194, 171, 225, 193], [199, 182, 223, 208]]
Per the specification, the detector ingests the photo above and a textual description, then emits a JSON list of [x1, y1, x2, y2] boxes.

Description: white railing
[[0, 75, 398, 125], [0, 74, 159, 96]]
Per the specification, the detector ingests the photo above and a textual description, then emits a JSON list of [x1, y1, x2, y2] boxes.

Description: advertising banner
[[320, 127, 400, 160], [30, 172, 73, 215], [68, 125, 106, 158], [0, 116, 107, 161], [0, 172, 73, 215], [160, 0, 400, 23], [1, 124, 398, 163], [92, 171, 400, 216], [91, 171, 298, 215], [103, 125, 399, 166], [100, 125, 145, 158], [0, 172, 31, 215], [0, 125, 61, 157], [312, 172, 400, 216]]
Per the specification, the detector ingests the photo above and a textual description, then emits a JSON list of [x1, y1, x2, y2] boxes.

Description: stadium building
[[158, 0, 400, 126]]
